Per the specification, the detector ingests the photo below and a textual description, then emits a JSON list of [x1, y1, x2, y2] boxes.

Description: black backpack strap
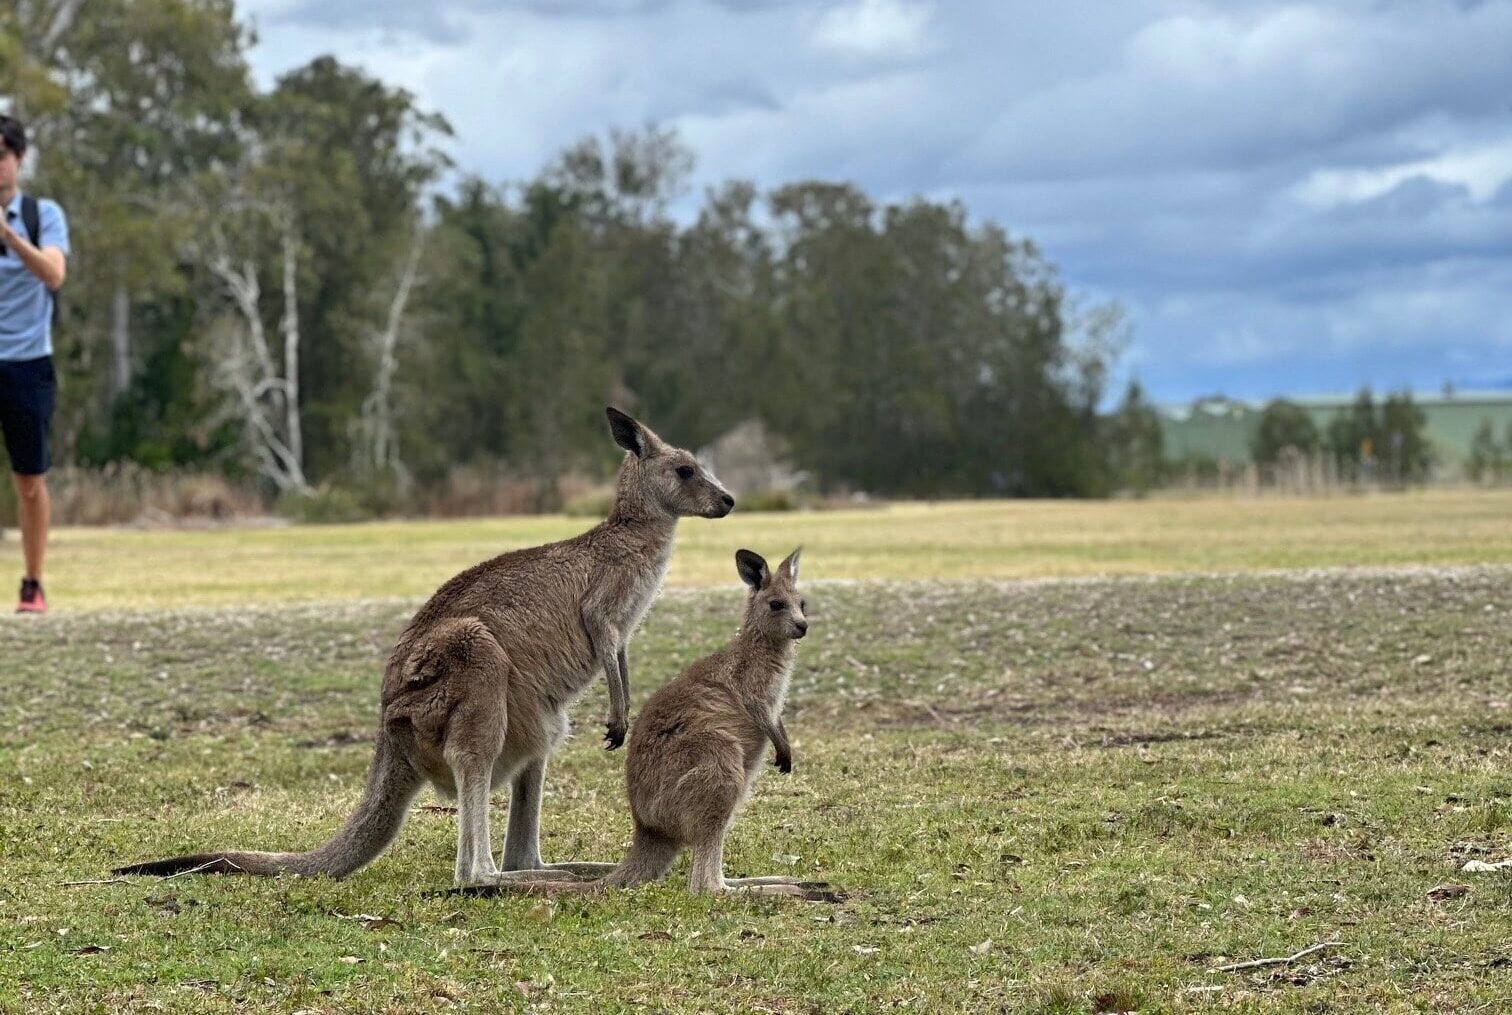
[[18, 196, 60, 327], [20, 195, 40, 247]]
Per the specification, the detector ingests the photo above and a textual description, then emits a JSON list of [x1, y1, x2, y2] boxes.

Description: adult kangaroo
[[115, 407, 734, 887]]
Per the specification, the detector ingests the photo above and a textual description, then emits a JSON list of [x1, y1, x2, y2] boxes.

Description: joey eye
[[676, 465, 696, 481], [769, 600, 786, 611], [800, 599, 808, 612]]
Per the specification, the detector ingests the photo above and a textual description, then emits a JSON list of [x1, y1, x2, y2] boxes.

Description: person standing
[[0, 114, 68, 613]]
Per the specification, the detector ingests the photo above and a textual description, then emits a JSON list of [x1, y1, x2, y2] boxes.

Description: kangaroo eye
[[769, 600, 786, 611], [800, 599, 808, 612], [676, 465, 696, 480]]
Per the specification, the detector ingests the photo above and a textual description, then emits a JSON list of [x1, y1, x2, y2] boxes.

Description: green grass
[[2, 565, 1510, 1012], [31, 488, 1512, 607]]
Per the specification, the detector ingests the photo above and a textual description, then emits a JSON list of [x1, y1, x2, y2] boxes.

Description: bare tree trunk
[[109, 279, 130, 398], [40, 0, 85, 53], [9, 0, 87, 165], [202, 216, 310, 496], [360, 233, 424, 474], [280, 215, 304, 480]]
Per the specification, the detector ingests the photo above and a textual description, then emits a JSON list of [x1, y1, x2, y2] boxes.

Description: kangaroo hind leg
[[501, 756, 618, 877], [413, 617, 509, 888], [444, 688, 507, 886]]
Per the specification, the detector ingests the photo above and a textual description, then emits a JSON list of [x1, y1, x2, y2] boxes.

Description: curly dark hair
[[0, 115, 27, 158]]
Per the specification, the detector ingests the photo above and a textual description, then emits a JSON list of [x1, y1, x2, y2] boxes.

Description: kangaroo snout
[[705, 492, 735, 518]]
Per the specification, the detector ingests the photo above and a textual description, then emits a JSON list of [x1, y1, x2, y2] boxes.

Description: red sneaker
[[16, 577, 46, 614]]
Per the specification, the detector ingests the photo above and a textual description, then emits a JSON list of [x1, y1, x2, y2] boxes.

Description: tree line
[[1249, 391, 1433, 484], [4, 0, 1143, 513], [1102, 385, 1452, 492]]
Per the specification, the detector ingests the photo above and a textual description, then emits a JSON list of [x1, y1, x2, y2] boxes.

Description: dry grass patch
[[21, 488, 1512, 608]]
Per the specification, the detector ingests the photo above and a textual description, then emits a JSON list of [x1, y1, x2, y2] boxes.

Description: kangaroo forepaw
[[604, 720, 626, 750]]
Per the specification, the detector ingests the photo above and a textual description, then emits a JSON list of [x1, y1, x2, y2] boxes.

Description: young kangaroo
[[115, 408, 733, 887], [478, 547, 824, 898]]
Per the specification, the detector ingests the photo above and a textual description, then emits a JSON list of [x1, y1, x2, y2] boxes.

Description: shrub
[[24, 465, 265, 526], [737, 488, 800, 512], [276, 486, 372, 525], [562, 488, 616, 518]]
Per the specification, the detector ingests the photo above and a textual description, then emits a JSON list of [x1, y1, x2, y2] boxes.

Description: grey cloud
[[267, 0, 808, 42], [951, 4, 1512, 184], [245, 0, 1512, 399], [266, 0, 490, 43], [268, 0, 686, 44]]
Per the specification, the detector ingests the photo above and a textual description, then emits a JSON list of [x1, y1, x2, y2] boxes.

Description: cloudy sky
[[240, 0, 1512, 403]]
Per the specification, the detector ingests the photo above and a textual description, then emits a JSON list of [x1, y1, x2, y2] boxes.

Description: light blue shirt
[[0, 191, 70, 361]]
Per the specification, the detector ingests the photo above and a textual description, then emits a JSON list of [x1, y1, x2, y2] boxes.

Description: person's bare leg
[[13, 472, 47, 581]]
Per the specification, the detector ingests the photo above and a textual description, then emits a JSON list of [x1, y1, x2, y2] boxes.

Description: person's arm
[[1, 207, 67, 290]]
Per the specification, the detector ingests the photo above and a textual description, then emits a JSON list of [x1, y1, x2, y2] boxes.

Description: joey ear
[[735, 548, 770, 590], [778, 547, 801, 582], [606, 406, 647, 458]]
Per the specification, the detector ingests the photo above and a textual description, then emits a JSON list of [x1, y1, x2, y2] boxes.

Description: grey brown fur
[[115, 408, 733, 886], [473, 547, 825, 898]]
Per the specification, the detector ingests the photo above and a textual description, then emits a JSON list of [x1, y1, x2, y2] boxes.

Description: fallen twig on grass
[[331, 911, 403, 931], [58, 878, 128, 887], [159, 858, 243, 880], [1210, 941, 1344, 973]]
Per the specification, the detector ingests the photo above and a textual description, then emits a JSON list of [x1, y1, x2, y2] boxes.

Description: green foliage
[[409, 137, 1120, 500], [1166, 451, 1223, 485], [1326, 389, 1377, 482], [275, 471, 416, 523], [252, 57, 453, 481], [1467, 419, 1500, 482], [9, 11, 1128, 502], [1325, 388, 1432, 485], [736, 488, 801, 512], [1104, 380, 1165, 494], [1251, 398, 1320, 465], [276, 486, 372, 524], [561, 488, 617, 518], [5, 0, 254, 459], [1379, 391, 1434, 483]]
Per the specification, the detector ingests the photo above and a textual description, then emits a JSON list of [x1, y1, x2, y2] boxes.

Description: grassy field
[[1, 495, 1510, 1012], [28, 487, 1512, 608]]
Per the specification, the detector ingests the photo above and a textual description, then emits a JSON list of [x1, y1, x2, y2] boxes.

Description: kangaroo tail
[[114, 737, 422, 879], [601, 826, 680, 888]]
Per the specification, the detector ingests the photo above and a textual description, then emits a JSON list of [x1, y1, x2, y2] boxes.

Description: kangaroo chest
[[607, 541, 674, 635], [766, 667, 792, 721]]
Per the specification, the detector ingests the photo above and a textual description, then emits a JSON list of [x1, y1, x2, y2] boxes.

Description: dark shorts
[[0, 355, 56, 476]]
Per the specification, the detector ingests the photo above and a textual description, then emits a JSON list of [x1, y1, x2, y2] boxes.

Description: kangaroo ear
[[778, 547, 801, 582], [735, 549, 770, 590], [606, 406, 648, 458]]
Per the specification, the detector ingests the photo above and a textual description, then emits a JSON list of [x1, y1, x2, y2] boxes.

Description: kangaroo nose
[[794, 620, 808, 638], [721, 493, 735, 510]]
